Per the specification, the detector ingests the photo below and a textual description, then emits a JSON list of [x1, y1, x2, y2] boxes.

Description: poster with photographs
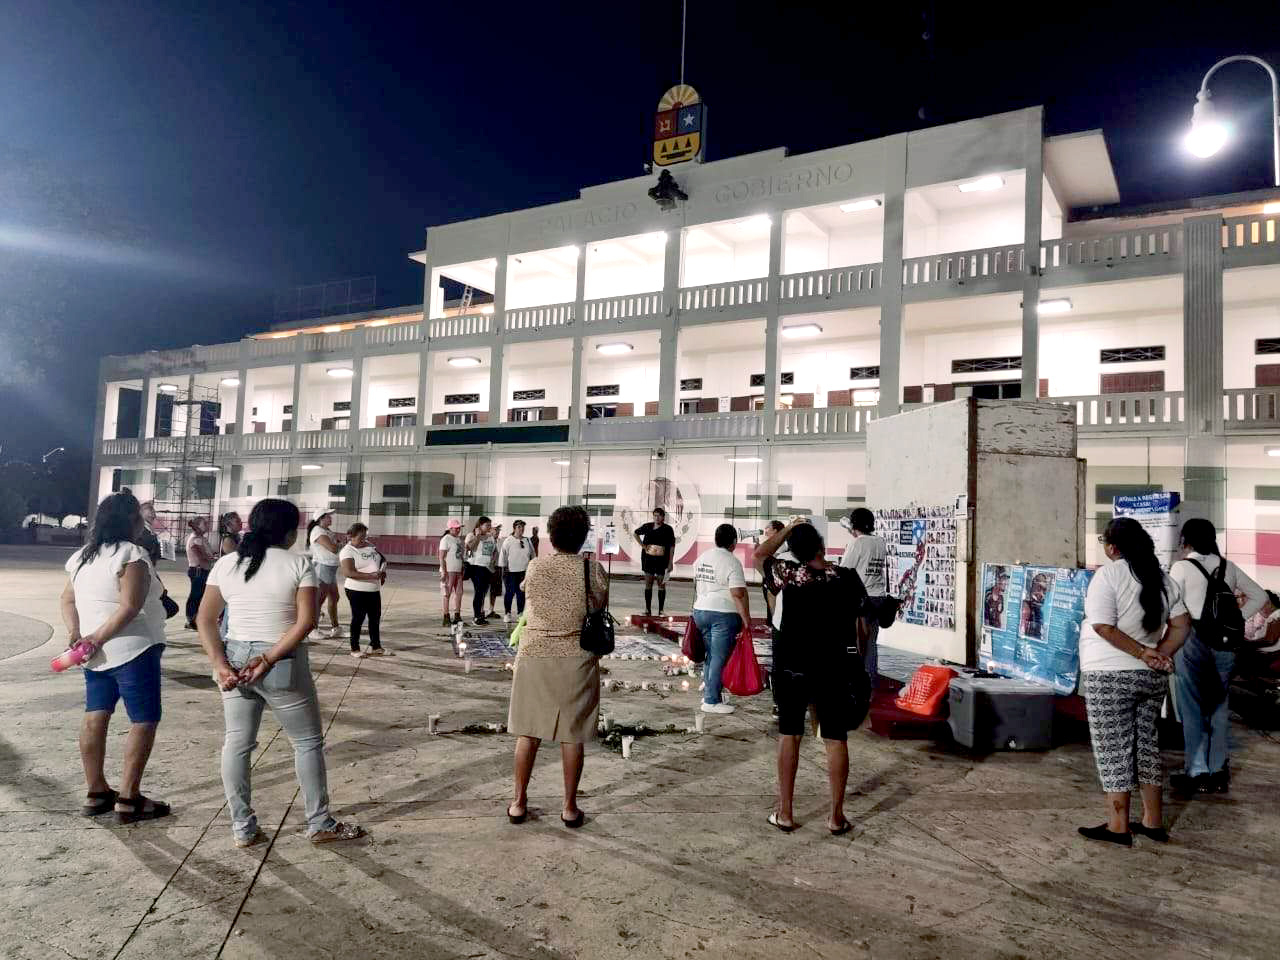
[[979, 562, 1093, 693], [872, 504, 958, 632]]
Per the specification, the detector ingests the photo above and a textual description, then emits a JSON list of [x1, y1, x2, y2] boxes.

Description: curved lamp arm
[[1198, 55, 1280, 187]]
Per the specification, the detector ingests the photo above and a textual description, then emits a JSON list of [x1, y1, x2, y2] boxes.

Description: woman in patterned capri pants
[[1077, 518, 1190, 846]]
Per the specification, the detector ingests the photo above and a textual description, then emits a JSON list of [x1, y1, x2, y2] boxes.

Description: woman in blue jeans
[[691, 524, 751, 714], [197, 498, 363, 846]]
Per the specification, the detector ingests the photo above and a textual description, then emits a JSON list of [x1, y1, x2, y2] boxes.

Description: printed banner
[[1113, 491, 1181, 570], [979, 562, 1093, 693], [873, 505, 958, 631]]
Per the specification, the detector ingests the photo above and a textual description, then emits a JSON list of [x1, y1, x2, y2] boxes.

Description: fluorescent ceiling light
[[301, 464, 322, 471], [595, 342, 634, 355], [781, 323, 823, 340], [448, 356, 482, 367], [157, 383, 178, 393], [552, 459, 570, 466], [366, 319, 389, 327], [321, 325, 343, 333], [1037, 298, 1073, 315], [220, 377, 240, 387], [153, 466, 173, 473], [957, 175, 1005, 193], [326, 367, 354, 378], [726, 456, 763, 463], [195, 466, 220, 473], [1267, 446, 1280, 458], [839, 198, 882, 213], [1264, 202, 1280, 215], [742, 215, 772, 229], [641, 231, 668, 244]]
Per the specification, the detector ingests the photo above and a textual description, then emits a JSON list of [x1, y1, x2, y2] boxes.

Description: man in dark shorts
[[755, 517, 867, 835], [633, 508, 676, 616]]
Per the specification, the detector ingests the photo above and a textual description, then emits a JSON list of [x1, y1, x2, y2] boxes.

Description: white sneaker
[[326, 628, 343, 639], [503, 613, 511, 624], [701, 702, 735, 715]]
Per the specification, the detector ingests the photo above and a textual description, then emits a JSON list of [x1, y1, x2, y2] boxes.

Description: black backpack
[[1186, 558, 1246, 652]]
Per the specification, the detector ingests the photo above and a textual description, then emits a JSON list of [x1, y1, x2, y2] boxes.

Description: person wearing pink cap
[[438, 519, 466, 626]]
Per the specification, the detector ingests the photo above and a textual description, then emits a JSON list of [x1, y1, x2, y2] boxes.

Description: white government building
[[92, 105, 1280, 582]]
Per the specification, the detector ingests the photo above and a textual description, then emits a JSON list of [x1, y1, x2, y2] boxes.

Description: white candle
[[464, 659, 472, 674], [694, 712, 704, 733], [428, 714, 440, 735], [621, 735, 634, 759]]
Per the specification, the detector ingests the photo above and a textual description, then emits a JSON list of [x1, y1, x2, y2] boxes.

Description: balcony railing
[[775, 407, 874, 438], [143, 437, 185, 457], [366, 321, 422, 347], [668, 411, 764, 441], [358, 426, 417, 450], [250, 337, 297, 359], [241, 432, 292, 453], [428, 313, 491, 339], [1222, 215, 1280, 261], [580, 415, 665, 444], [778, 264, 880, 306], [195, 342, 241, 365], [902, 245, 1024, 288], [582, 292, 665, 323], [101, 438, 139, 457], [1041, 227, 1182, 272], [302, 330, 353, 353], [1055, 392, 1185, 433], [677, 278, 769, 313], [1223, 386, 1280, 429], [504, 302, 575, 332], [295, 429, 351, 452]]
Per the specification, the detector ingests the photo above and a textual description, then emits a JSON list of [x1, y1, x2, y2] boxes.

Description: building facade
[[92, 106, 1280, 581]]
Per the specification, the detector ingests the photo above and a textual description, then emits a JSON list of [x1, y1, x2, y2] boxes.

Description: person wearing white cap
[[438, 518, 466, 627], [306, 511, 342, 639]]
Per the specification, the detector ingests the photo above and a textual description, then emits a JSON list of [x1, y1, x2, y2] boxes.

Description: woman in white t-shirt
[[1076, 517, 1190, 847], [438, 518, 466, 627], [61, 491, 171, 823], [197, 498, 363, 847], [306, 511, 342, 639], [691, 524, 751, 714], [499, 519, 534, 623], [339, 523, 386, 658]]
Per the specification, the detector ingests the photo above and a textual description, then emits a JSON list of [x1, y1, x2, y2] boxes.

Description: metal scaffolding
[[146, 383, 225, 558]]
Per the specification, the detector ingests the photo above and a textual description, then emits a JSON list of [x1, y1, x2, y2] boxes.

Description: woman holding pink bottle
[[59, 491, 171, 824]]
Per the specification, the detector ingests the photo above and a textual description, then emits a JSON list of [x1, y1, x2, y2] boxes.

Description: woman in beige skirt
[[507, 505, 608, 828]]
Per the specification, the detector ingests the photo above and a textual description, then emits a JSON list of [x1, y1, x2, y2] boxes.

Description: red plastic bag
[[681, 617, 705, 664], [722, 628, 764, 697], [895, 665, 957, 716]]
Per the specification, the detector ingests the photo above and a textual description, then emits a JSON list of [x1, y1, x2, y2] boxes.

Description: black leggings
[[186, 567, 209, 621], [467, 564, 491, 619], [345, 589, 382, 651], [503, 571, 526, 615]]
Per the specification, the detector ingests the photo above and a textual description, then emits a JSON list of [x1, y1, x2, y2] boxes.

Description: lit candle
[[621, 735, 634, 759], [694, 712, 704, 733], [428, 714, 440, 735]]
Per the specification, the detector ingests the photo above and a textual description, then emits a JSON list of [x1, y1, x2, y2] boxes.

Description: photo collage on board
[[873, 504, 958, 631]]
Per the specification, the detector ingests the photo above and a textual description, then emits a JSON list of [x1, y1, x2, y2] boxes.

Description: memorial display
[[873, 504, 958, 631], [978, 562, 1093, 693]]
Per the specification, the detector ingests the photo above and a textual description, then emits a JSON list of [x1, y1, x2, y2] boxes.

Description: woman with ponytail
[[197, 499, 363, 846], [1168, 518, 1268, 795], [1077, 517, 1190, 846]]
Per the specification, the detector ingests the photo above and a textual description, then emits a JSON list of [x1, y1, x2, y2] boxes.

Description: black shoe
[[1210, 767, 1231, 794], [1077, 824, 1132, 847], [1170, 772, 1204, 797], [1129, 822, 1170, 842], [472, 617, 488, 626]]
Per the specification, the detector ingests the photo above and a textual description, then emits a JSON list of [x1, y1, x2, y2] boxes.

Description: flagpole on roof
[[680, 0, 687, 85]]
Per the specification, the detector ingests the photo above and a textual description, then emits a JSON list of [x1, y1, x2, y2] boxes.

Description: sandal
[[507, 805, 527, 825], [81, 789, 118, 817], [829, 819, 853, 836], [768, 812, 796, 833], [115, 794, 172, 825], [560, 810, 585, 829], [309, 821, 365, 844]]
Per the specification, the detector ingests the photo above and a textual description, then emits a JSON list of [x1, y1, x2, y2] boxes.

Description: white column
[[569, 250, 588, 441], [658, 227, 682, 418], [231, 341, 249, 457], [1020, 108, 1045, 399], [347, 330, 367, 451], [878, 134, 908, 418], [762, 214, 784, 438]]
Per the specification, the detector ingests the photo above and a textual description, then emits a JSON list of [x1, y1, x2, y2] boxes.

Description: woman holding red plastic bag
[[755, 517, 866, 835], [692, 524, 752, 715]]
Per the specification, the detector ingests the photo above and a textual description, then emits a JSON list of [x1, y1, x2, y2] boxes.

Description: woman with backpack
[[1168, 518, 1268, 796]]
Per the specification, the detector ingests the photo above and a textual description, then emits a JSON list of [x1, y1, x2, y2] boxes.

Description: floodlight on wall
[[781, 323, 823, 340], [366, 319, 389, 327], [647, 169, 688, 211], [839, 198, 882, 213], [322, 325, 342, 333], [957, 175, 1005, 193], [301, 464, 323, 471], [220, 377, 240, 387], [447, 356, 482, 367], [1264, 202, 1280, 214], [726, 456, 763, 463], [742, 215, 772, 229], [1183, 56, 1279, 185], [195, 466, 221, 473], [1267, 446, 1280, 457], [157, 383, 179, 393], [595, 342, 634, 355], [1037, 298, 1073, 315], [552, 459, 570, 466], [326, 367, 354, 378]]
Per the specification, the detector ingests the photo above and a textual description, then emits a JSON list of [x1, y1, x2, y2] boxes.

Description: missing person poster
[[979, 562, 1093, 693], [873, 505, 958, 631], [1113, 491, 1181, 570]]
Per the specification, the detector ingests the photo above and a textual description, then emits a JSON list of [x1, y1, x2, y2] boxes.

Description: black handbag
[[579, 556, 615, 656]]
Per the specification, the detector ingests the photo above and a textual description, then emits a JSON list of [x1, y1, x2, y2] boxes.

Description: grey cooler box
[[947, 675, 1056, 751]]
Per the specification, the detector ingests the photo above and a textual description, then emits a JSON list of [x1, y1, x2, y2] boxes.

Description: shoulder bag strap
[[1185, 558, 1211, 582], [583, 556, 594, 614]]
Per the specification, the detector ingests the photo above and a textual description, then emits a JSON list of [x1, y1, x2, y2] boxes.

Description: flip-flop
[[507, 806, 527, 825], [81, 789, 117, 817], [560, 811, 585, 829], [768, 812, 796, 833], [829, 820, 853, 836]]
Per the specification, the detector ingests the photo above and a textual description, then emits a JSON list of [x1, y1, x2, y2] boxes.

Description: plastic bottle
[[51, 641, 95, 673]]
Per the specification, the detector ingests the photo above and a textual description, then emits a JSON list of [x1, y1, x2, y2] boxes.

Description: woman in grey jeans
[[196, 498, 364, 846]]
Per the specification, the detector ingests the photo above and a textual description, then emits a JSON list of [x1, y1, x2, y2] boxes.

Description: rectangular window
[[1254, 485, 1280, 502], [680, 378, 703, 392], [387, 413, 416, 427], [750, 372, 794, 387], [969, 381, 1022, 400], [586, 384, 620, 397], [850, 365, 880, 380], [444, 393, 480, 406], [1100, 346, 1166, 364], [952, 356, 1021, 374], [283, 404, 293, 415], [679, 399, 701, 415], [513, 388, 546, 401], [327, 484, 347, 499], [333, 400, 351, 411], [1256, 337, 1280, 354], [383, 484, 411, 498], [194, 475, 217, 499], [445, 412, 480, 425], [1100, 371, 1165, 394], [509, 408, 543, 422], [388, 397, 416, 408], [586, 403, 620, 418]]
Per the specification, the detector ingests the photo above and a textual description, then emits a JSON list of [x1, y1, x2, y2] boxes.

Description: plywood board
[[975, 400, 1076, 458]]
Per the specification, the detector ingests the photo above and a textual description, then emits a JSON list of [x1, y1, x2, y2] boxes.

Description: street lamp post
[[1184, 55, 1280, 187]]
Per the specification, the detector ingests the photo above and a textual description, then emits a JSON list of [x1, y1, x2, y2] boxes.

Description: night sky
[[2, 0, 1278, 461]]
